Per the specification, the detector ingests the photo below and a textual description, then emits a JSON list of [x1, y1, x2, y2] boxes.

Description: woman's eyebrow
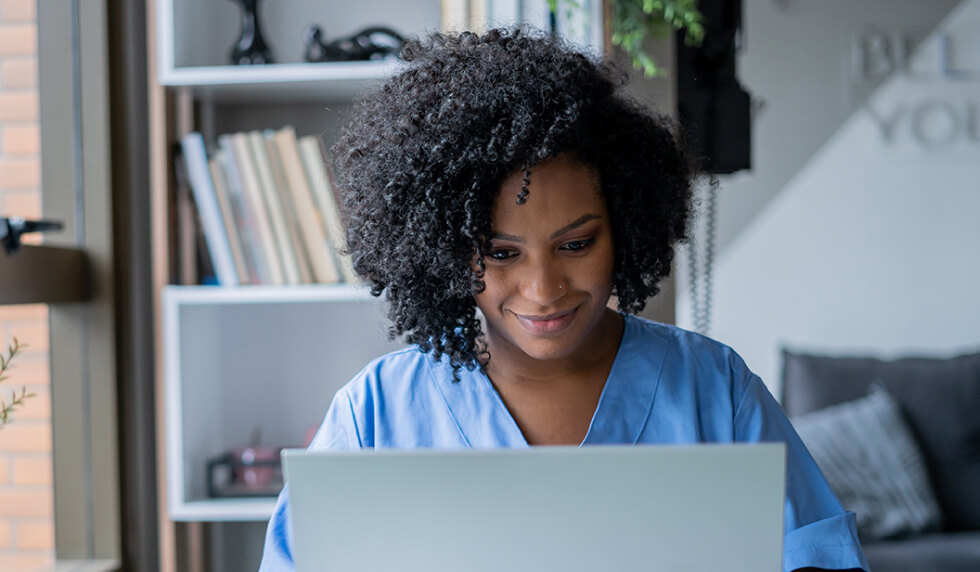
[[491, 214, 601, 243], [490, 231, 524, 242], [549, 213, 600, 239]]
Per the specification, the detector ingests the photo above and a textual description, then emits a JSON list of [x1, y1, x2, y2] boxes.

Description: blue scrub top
[[259, 314, 869, 572]]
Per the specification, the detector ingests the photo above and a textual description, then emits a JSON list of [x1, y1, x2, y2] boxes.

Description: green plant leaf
[[547, 0, 705, 78]]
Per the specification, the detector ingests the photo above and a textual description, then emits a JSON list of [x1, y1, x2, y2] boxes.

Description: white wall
[[713, 0, 960, 247], [678, 0, 980, 395]]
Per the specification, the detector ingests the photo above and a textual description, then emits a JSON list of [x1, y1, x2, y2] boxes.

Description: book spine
[[469, 0, 487, 33], [273, 126, 341, 284], [248, 131, 302, 285], [226, 133, 285, 285], [215, 151, 262, 284], [441, 0, 469, 32], [298, 136, 359, 284], [263, 131, 315, 284], [219, 134, 274, 284], [178, 133, 239, 286], [209, 151, 252, 284]]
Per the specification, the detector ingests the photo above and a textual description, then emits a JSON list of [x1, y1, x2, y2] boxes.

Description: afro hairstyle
[[331, 27, 696, 374]]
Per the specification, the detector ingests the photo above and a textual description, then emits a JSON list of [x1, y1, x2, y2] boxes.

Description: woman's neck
[[483, 309, 625, 445], [484, 309, 625, 390]]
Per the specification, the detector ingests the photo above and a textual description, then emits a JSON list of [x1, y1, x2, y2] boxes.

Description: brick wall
[[0, 0, 55, 570]]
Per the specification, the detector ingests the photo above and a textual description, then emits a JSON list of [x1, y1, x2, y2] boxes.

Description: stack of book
[[178, 126, 357, 286]]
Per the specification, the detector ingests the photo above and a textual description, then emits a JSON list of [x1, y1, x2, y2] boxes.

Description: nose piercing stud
[[558, 284, 563, 289]]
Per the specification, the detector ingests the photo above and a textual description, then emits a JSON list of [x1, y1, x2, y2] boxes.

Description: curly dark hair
[[331, 27, 696, 373]]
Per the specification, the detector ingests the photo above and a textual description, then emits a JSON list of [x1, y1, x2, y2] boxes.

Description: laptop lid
[[283, 444, 785, 572]]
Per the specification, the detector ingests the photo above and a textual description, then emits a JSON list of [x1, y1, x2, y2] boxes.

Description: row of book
[[178, 127, 356, 286]]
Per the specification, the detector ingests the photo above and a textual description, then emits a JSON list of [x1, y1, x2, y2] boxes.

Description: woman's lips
[[513, 307, 578, 335]]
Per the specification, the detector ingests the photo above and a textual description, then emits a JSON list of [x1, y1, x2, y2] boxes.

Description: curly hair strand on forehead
[[332, 27, 696, 376]]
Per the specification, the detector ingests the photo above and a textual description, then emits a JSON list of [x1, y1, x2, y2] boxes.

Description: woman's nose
[[519, 260, 566, 307]]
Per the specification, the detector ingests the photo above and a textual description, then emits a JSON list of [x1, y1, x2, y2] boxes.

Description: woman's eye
[[561, 238, 594, 252], [488, 249, 516, 261]]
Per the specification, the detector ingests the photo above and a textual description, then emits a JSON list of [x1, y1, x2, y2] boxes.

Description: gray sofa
[[781, 349, 980, 572]]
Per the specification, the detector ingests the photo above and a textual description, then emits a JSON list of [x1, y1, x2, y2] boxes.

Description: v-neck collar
[[580, 314, 668, 445], [429, 314, 669, 448]]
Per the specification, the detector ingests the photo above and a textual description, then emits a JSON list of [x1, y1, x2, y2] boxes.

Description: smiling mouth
[[513, 307, 578, 335]]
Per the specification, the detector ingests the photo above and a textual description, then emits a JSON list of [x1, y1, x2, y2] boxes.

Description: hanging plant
[[548, 0, 704, 77]]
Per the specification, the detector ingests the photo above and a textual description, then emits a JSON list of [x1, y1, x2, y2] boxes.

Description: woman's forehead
[[490, 156, 605, 234]]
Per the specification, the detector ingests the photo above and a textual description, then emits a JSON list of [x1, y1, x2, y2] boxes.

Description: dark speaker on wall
[[676, 0, 752, 175]]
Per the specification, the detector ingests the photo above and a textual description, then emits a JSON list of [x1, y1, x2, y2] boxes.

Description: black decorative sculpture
[[229, 0, 274, 65], [302, 26, 406, 63]]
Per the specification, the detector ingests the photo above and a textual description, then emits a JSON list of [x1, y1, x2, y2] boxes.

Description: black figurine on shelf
[[302, 26, 406, 63], [228, 0, 274, 65]]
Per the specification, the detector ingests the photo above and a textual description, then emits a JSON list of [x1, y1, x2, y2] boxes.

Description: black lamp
[[676, 0, 752, 175]]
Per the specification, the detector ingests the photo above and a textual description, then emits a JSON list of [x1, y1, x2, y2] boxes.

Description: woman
[[259, 28, 868, 572]]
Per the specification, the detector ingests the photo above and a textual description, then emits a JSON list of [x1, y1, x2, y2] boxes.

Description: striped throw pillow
[[791, 384, 943, 541]]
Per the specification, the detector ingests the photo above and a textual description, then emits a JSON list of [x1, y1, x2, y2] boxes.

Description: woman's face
[[474, 155, 616, 364]]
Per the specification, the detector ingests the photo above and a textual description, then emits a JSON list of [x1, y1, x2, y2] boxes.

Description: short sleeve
[[258, 390, 360, 572], [734, 374, 870, 572]]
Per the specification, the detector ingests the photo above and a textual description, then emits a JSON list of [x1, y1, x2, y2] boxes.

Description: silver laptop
[[283, 444, 785, 572]]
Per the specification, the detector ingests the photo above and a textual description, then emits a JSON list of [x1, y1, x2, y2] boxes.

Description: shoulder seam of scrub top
[[732, 373, 765, 429], [342, 388, 365, 448], [424, 351, 474, 447]]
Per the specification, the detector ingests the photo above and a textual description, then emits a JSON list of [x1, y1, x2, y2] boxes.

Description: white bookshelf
[[155, 0, 603, 101], [152, 3, 606, 568], [162, 285, 404, 522], [153, 0, 440, 525], [155, 0, 439, 103], [156, 0, 442, 73]]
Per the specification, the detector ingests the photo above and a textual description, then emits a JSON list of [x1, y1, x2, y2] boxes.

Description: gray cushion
[[863, 531, 980, 572], [791, 386, 942, 540], [781, 349, 980, 531]]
